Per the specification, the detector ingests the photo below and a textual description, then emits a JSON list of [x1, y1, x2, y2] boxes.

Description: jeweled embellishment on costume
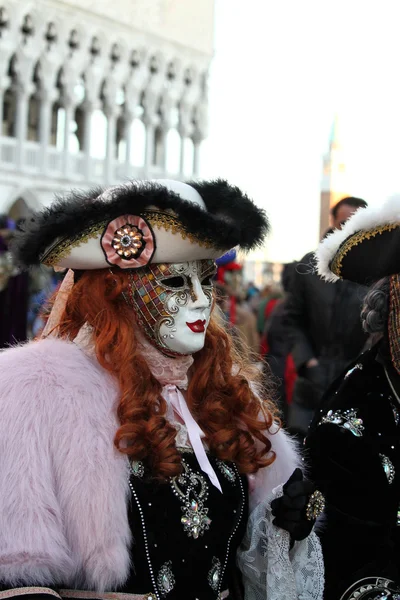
[[130, 460, 145, 478], [319, 408, 365, 437], [208, 557, 222, 592], [170, 457, 211, 539], [180, 498, 212, 539], [380, 454, 395, 484], [157, 561, 175, 597], [345, 363, 363, 378], [216, 459, 236, 483], [342, 576, 400, 600], [389, 398, 400, 426], [112, 224, 143, 259], [306, 490, 325, 521]]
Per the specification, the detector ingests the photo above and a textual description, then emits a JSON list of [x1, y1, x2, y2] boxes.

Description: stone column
[[0, 87, 4, 137], [123, 113, 134, 170], [15, 83, 29, 169], [38, 91, 52, 173], [179, 134, 185, 177], [193, 139, 201, 177], [144, 119, 155, 178], [62, 101, 75, 178], [105, 107, 117, 183], [81, 101, 95, 182], [192, 101, 208, 178]]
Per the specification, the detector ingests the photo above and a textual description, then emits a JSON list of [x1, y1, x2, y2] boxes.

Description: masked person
[[0, 179, 324, 600], [305, 196, 400, 600]]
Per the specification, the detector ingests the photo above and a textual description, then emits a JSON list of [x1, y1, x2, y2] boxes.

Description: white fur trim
[[317, 195, 400, 281], [248, 426, 301, 513]]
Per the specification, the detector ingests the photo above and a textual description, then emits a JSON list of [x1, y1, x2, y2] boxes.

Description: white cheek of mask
[[159, 268, 212, 355]]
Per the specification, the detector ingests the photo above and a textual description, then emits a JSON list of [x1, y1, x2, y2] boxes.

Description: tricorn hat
[[316, 196, 400, 286], [316, 195, 400, 377], [14, 179, 269, 271]]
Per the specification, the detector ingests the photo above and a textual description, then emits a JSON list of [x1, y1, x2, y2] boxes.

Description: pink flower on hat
[[101, 215, 155, 268]]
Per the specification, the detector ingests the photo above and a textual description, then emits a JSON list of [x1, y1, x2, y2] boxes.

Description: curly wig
[[361, 277, 390, 335], [57, 269, 278, 479]]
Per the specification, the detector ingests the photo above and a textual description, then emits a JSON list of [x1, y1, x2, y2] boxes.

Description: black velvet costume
[[122, 450, 248, 600], [305, 341, 400, 600]]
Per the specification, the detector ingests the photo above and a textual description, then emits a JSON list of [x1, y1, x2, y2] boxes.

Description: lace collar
[[136, 333, 194, 390]]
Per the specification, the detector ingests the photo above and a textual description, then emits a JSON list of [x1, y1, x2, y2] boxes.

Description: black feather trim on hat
[[188, 179, 269, 251], [13, 179, 269, 268]]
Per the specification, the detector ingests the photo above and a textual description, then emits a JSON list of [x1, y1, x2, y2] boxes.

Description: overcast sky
[[201, 0, 400, 263]]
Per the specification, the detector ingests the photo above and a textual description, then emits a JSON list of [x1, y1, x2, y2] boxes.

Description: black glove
[[271, 468, 317, 542]]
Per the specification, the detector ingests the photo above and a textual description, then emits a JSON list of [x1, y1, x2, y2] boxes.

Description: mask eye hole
[[201, 276, 213, 286], [160, 276, 185, 288]]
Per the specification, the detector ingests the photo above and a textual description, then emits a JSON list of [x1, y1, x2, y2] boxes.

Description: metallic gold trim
[[331, 222, 399, 278], [0, 588, 61, 599], [389, 273, 400, 376], [42, 221, 108, 267], [141, 211, 214, 249]]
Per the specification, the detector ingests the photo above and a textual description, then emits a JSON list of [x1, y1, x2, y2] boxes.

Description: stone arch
[[109, 37, 128, 70], [64, 23, 89, 60], [43, 19, 60, 53], [89, 30, 107, 62], [7, 189, 40, 220]]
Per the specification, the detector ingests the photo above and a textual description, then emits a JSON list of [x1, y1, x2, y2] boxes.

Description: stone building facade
[[0, 0, 214, 216]]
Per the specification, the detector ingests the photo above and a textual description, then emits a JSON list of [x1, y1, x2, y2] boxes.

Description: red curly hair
[[57, 269, 278, 478]]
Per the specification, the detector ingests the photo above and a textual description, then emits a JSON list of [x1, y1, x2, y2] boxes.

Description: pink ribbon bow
[[163, 384, 222, 493]]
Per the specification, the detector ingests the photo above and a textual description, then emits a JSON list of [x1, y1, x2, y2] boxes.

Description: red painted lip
[[186, 319, 206, 333]]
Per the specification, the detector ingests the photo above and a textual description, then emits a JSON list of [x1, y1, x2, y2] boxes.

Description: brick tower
[[319, 115, 349, 238]]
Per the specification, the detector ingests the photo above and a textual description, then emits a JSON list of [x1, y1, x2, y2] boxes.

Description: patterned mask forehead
[[127, 259, 216, 356]]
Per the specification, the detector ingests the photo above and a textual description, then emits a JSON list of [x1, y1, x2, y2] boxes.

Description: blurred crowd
[[0, 196, 369, 438], [214, 195, 369, 437], [0, 214, 63, 345]]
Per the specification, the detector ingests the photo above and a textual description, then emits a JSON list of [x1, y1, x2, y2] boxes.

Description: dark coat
[[305, 343, 400, 600], [264, 298, 292, 413], [285, 251, 368, 408]]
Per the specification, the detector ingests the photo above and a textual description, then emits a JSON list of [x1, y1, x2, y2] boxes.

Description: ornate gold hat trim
[[42, 221, 108, 267], [41, 211, 214, 267], [330, 222, 399, 278]]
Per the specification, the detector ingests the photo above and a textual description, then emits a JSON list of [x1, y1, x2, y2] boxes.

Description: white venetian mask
[[127, 259, 217, 356]]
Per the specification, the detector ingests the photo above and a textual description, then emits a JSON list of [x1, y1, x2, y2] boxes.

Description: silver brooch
[[208, 557, 222, 591], [130, 460, 145, 478], [216, 459, 236, 483], [319, 409, 365, 437], [380, 454, 395, 484], [170, 458, 211, 539], [157, 561, 175, 597]]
